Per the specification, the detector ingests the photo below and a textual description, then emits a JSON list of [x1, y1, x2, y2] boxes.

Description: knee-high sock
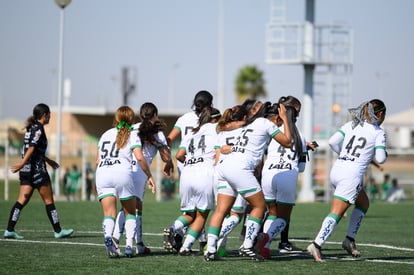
[[263, 215, 277, 233], [347, 207, 367, 239], [46, 204, 61, 233], [206, 226, 220, 254], [264, 217, 286, 249], [314, 213, 340, 247], [112, 209, 125, 241], [103, 216, 115, 238], [7, 202, 23, 232], [172, 216, 189, 237], [217, 215, 240, 248], [124, 214, 136, 248], [243, 216, 263, 249], [182, 228, 200, 251]]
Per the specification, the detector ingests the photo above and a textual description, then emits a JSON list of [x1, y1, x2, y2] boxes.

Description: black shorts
[[19, 170, 51, 188]]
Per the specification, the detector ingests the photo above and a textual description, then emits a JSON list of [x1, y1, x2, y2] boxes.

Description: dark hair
[[138, 102, 166, 145], [25, 103, 50, 131], [242, 99, 269, 124], [369, 98, 386, 116], [217, 105, 248, 132], [210, 107, 222, 121], [192, 90, 213, 116], [192, 106, 213, 133], [265, 103, 279, 118], [278, 96, 303, 159]]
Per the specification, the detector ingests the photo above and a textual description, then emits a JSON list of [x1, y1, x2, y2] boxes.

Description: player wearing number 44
[[307, 99, 387, 262]]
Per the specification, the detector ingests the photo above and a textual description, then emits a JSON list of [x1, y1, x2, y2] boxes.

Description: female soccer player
[[257, 97, 308, 259], [96, 106, 155, 258], [307, 99, 387, 262], [112, 102, 174, 255], [204, 100, 293, 262], [4, 103, 74, 239], [166, 107, 221, 255]]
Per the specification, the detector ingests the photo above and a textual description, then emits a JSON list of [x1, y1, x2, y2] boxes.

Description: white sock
[[264, 218, 286, 249], [207, 233, 218, 254], [263, 215, 276, 233], [347, 208, 365, 239], [242, 217, 262, 249], [173, 219, 186, 236], [314, 214, 339, 247], [102, 216, 115, 238], [112, 210, 125, 241], [181, 229, 198, 251], [124, 214, 136, 248], [217, 215, 240, 248]]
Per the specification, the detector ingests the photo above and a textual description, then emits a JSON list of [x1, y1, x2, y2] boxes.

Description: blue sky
[[1, 0, 413, 127]]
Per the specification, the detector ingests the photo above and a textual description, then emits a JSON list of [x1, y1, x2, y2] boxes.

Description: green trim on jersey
[[173, 125, 181, 130], [239, 188, 259, 194], [375, 145, 386, 150], [98, 193, 115, 200], [131, 144, 141, 149], [338, 129, 345, 136], [333, 194, 349, 203], [270, 129, 281, 137]]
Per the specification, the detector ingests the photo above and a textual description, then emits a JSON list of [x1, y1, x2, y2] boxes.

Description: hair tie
[[117, 121, 133, 130]]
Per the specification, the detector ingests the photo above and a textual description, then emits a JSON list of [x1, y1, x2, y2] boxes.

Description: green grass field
[[0, 186, 414, 275]]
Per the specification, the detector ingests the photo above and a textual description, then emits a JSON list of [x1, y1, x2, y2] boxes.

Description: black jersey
[[19, 122, 51, 186]]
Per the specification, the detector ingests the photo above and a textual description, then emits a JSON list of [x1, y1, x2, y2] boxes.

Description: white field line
[[1, 230, 414, 265]]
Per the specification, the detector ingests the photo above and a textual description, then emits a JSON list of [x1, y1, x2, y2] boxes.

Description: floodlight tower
[[266, 0, 353, 202]]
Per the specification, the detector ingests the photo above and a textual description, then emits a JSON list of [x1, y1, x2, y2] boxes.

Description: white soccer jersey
[[173, 111, 199, 140], [96, 127, 139, 200], [223, 117, 280, 169], [333, 121, 387, 176], [178, 122, 218, 211]]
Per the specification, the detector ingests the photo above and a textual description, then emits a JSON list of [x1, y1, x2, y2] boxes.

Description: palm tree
[[235, 65, 267, 103]]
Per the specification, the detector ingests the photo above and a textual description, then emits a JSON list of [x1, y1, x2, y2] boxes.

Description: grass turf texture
[[0, 186, 414, 274]]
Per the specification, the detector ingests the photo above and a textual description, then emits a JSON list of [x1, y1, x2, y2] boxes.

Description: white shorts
[[96, 167, 135, 200], [179, 164, 215, 212], [261, 168, 298, 205], [216, 159, 261, 198], [330, 162, 364, 204]]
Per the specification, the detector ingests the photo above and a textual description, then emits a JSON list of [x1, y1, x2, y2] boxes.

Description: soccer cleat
[[178, 248, 193, 256], [136, 242, 151, 255], [54, 229, 74, 239], [204, 251, 219, 262], [174, 233, 183, 252], [163, 227, 176, 252], [342, 238, 361, 257], [4, 230, 24, 239], [278, 241, 302, 253], [307, 242, 325, 262], [259, 247, 271, 260], [239, 246, 264, 262], [125, 246, 134, 258], [105, 237, 121, 258], [254, 232, 270, 254]]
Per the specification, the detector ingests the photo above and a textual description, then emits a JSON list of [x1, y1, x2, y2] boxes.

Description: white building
[[383, 107, 414, 151]]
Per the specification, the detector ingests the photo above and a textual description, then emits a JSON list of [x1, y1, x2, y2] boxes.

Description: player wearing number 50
[[307, 99, 387, 262], [95, 106, 155, 258]]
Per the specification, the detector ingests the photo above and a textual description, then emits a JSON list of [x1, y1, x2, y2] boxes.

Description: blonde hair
[[114, 106, 135, 149]]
